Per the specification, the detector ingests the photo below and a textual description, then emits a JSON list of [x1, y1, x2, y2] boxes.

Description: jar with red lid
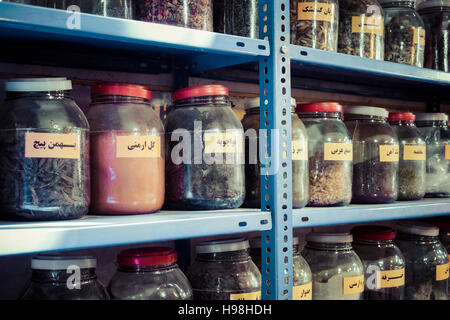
[[86, 83, 165, 215], [352, 225, 406, 300], [296, 102, 353, 206], [388, 112, 426, 201], [108, 247, 193, 300], [165, 85, 245, 210]]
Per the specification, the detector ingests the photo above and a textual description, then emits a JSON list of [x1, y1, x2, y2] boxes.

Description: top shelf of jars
[[0, 2, 269, 74]]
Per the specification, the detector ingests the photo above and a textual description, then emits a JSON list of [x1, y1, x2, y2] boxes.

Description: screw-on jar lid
[[344, 106, 389, 119], [91, 82, 151, 100], [117, 247, 177, 267], [352, 225, 396, 241], [244, 97, 297, 110], [172, 84, 229, 102], [397, 221, 439, 237], [417, 0, 450, 11], [5, 78, 72, 92], [306, 232, 353, 243], [296, 102, 343, 114], [388, 112, 416, 121], [415, 112, 449, 122], [31, 254, 97, 270], [249, 236, 299, 248], [196, 238, 249, 254]]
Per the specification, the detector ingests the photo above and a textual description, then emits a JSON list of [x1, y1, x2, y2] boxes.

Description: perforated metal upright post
[[259, 0, 294, 300]]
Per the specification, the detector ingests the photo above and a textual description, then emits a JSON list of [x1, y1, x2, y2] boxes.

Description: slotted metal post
[[259, 0, 294, 300]]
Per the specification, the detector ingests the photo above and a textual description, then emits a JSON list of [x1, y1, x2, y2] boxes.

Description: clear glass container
[[338, 0, 385, 60], [388, 112, 426, 200], [213, 0, 258, 38], [301, 232, 365, 300], [250, 236, 313, 300], [417, 0, 450, 72], [21, 254, 108, 300], [86, 83, 164, 215], [241, 97, 309, 209], [352, 225, 406, 300], [290, 0, 339, 51], [395, 221, 449, 300], [437, 220, 450, 299], [0, 78, 90, 221], [164, 85, 245, 210], [47, 0, 92, 12], [296, 102, 353, 207], [344, 106, 399, 204], [108, 247, 193, 300], [381, 0, 426, 66], [187, 238, 261, 300], [135, 0, 213, 31], [91, 0, 133, 19], [415, 113, 450, 198], [4, 0, 47, 6]]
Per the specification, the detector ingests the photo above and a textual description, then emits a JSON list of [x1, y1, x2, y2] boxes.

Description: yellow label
[[446, 143, 450, 160], [379, 145, 399, 162], [413, 27, 426, 46], [25, 132, 80, 159], [293, 282, 313, 300], [403, 145, 426, 161], [230, 291, 261, 300], [343, 275, 364, 295], [204, 131, 243, 154], [351, 16, 384, 35], [436, 263, 449, 281], [116, 135, 161, 158], [297, 2, 335, 22], [378, 269, 405, 288], [292, 140, 308, 161], [323, 142, 353, 161]]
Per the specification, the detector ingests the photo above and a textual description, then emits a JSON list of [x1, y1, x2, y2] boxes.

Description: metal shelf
[[293, 199, 450, 228], [0, 209, 272, 256]]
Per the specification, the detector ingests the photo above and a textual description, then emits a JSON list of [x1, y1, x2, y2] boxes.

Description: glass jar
[[436, 220, 450, 299], [165, 85, 245, 210], [250, 236, 313, 300], [4, 0, 47, 7], [415, 113, 450, 198], [86, 83, 165, 215], [47, 0, 92, 12], [380, 0, 426, 66], [0, 78, 90, 221], [352, 226, 406, 300], [21, 254, 108, 300], [135, 0, 213, 31], [91, 0, 133, 19], [344, 106, 399, 204], [302, 232, 365, 300], [296, 102, 352, 207], [187, 238, 261, 300], [417, 0, 450, 72], [395, 221, 449, 300], [290, 0, 339, 51], [213, 0, 258, 38], [108, 247, 192, 300], [241, 97, 309, 209], [388, 112, 426, 200], [338, 0, 385, 60]]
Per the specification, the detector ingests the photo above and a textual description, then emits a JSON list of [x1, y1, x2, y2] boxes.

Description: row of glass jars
[[20, 220, 450, 300]]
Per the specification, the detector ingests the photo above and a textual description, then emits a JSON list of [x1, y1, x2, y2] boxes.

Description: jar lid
[[417, 0, 450, 11], [344, 106, 389, 119], [196, 238, 249, 254], [244, 97, 297, 110], [388, 112, 416, 121], [351, 225, 396, 241], [31, 254, 97, 270], [117, 247, 177, 267], [415, 112, 449, 122], [91, 82, 151, 100], [173, 84, 229, 102], [397, 221, 439, 237], [306, 232, 353, 244], [5, 77, 72, 92], [295, 102, 343, 114], [249, 236, 299, 248]]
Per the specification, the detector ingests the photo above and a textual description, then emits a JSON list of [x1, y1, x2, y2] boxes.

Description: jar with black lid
[[352, 225, 405, 300], [165, 85, 245, 210], [187, 238, 261, 300], [395, 221, 449, 300], [344, 106, 399, 204], [21, 254, 108, 300], [108, 247, 193, 300]]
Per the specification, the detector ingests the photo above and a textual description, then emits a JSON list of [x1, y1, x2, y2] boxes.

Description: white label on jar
[[323, 142, 353, 161], [403, 145, 426, 161], [229, 291, 261, 300], [116, 136, 161, 158], [293, 282, 312, 300], [413, 27, 426, 46], [25, 132, 80, 159], [436, 263, 449, 281], [351, 16, 384, 36], [297, 2, 335, 22], [379, 145, 399, 162], [378, 269, 405, 288], [292, 140, 308, 160], [445, 143, 450, 160], [343, 275, 364, 295], [204, 131, 243, 154]]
